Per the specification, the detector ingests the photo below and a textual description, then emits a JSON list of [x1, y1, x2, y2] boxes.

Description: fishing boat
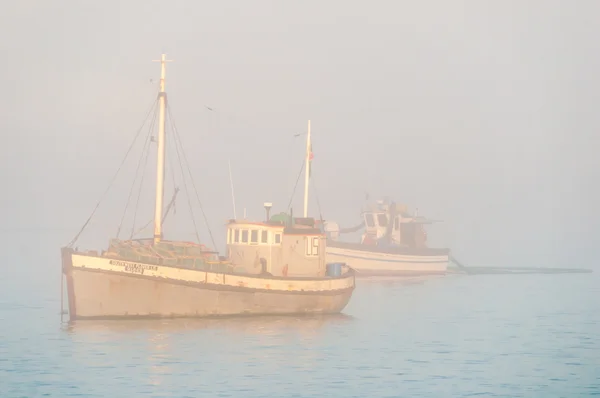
[[322, 198, 450, 276], [60, 55, 355, 320], [273, 123, 448, 277]]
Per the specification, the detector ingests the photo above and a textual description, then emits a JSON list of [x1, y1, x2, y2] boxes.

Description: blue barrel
[[326, 262, 343, 277]]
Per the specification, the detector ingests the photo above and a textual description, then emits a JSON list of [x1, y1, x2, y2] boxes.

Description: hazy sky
[[1, 1, 598, 271]]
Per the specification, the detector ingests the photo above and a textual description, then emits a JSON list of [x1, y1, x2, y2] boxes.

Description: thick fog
[[1, 0, 598, 276]]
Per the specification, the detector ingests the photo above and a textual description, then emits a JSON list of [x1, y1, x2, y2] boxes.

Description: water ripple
[[1, 272, 599, 397]]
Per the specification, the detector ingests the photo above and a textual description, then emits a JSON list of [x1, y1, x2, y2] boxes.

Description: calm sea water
[[1, 258, 599, 397]]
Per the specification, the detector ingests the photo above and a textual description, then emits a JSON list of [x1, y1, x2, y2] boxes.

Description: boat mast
[[153, 54, 172, 244], [303, 120, 311, 217]]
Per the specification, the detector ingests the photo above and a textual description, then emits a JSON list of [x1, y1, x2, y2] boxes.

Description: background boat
[[323, 198, 450, 276]]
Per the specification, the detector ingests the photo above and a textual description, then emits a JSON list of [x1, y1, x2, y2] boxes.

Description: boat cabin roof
[[227, 217, 323, 237], [227, 220, 285, 230]]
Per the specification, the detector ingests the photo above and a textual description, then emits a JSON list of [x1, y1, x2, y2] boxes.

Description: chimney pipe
[[264, 202, 273, 222]]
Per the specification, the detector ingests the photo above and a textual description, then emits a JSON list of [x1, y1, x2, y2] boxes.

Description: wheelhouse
[[226, 214, 326, 277]]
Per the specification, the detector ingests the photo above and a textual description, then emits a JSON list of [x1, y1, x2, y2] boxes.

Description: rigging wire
[[310, 171, 325, 222], [283, 132, 325, 222], [286, 158, 306, 212], [167, 109, 201, 245], [129, 115, 183, 239], [66, 98, 159, 248], [165, 99, 179, 208], [167, 140, 179, 199], [130, 106, 158, 238], [285, 134, 301, 205], [163, 121, 180, 224], [130, 189, 180, 238], [202, 105, 309, 220], [116, 103, 157, 238], [167, 104, 218, 250]]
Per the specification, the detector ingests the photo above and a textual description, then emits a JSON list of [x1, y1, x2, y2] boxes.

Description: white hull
[[326, 245, 448, 277], [62, 250, 354, 319]]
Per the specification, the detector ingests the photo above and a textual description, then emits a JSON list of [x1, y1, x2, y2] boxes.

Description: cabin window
[[234, 229, 240, 243], [241, 230, 248, 243], [227, 229, 231, 243], [377, 213, 388, 227], [365, 213, 375, 227], [261, 230, 268, 244], [250, 230, 258, 244], [305, 236, 319, 256], [274, 233, 281, 244]]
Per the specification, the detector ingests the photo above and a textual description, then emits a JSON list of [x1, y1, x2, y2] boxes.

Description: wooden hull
[[61, 249, 354, 320], [325, 242, 449, 277]]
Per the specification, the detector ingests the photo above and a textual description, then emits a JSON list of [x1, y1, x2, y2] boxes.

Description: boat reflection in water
[[63, 313, 355, 336], [63, 314, 355, 388]]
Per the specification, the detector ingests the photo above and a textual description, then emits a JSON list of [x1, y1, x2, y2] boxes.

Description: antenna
[[228, 159, 237, 219]]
